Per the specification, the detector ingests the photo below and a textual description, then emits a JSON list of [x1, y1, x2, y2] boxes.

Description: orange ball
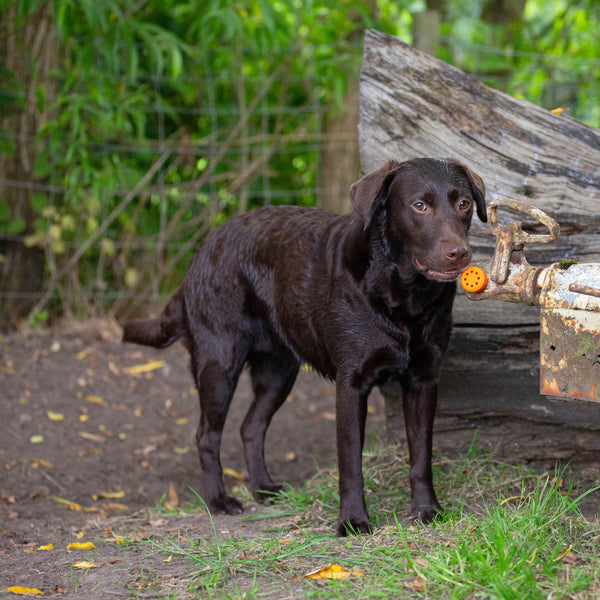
[[461, 266, 488, 293]]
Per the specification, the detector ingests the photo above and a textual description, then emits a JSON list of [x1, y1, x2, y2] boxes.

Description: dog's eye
[[413, 201, 427, 212], [458, 199, 471, 211]]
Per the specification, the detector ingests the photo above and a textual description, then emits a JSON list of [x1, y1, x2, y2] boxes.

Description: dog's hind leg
[[193, 348, 247, 515], [242, 351, 300, 502]]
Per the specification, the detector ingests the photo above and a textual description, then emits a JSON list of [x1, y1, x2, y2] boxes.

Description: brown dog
[[123, 158, 486, 534]]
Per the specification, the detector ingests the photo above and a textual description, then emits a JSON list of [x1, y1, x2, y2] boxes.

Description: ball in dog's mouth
[[414, 258, 460, 282]]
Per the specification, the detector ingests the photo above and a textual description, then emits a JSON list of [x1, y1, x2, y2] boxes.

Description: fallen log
[[359, 29, 600, 327], [359, 30, 600, 432]]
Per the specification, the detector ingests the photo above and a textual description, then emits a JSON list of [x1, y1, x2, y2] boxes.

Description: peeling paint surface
[[539, 264, 600, 312], [540, 308, 600, 402]]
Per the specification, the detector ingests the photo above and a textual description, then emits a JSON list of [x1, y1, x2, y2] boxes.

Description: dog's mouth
[[414, 259, 460, 282]]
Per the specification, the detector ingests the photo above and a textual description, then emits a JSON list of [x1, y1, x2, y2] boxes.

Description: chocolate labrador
[[123, 158, 486, 535]]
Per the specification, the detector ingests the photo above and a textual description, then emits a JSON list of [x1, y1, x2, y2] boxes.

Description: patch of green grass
[[143, 441, 600, 599]]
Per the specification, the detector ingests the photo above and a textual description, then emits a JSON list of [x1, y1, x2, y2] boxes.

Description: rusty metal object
[[487, 199, 560, 285], [467, 199, 559, 305], [568, 283, 600, 299], [465, 200, 600, 402], [538, 263, 600, 402]]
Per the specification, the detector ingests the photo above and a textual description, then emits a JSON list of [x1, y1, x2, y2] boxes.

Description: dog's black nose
[[445, 245, 470, 265]]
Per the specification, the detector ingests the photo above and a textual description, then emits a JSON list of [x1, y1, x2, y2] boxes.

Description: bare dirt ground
[[1, 320, 600, 597]]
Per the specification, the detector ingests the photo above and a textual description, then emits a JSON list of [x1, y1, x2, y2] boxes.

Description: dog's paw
[[337, 518, 373, 537], [414, 503, 444, 524], [253, 484, 284, 503], [209, 495, 243, 515]]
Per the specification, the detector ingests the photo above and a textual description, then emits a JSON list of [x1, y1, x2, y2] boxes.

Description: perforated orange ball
[[461, 266, 488, 293]]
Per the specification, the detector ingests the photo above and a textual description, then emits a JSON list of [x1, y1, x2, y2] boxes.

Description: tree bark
[[317, 80, 361, 214], [0, 1, 59, 327]]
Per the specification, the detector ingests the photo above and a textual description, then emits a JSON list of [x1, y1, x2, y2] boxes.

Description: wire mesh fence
[[1, 35, 598, 326]]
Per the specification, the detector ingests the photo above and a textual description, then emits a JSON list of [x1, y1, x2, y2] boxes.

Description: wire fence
[[1, 35, 599, 325]]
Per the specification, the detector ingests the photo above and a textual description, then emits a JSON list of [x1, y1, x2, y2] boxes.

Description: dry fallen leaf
[[93, 491, 125, 501], [67, 542, 96, 550], [75, 348, 91, 360], [47, 411, 64, 421], [407, 575, 428, 593], [163, 482, 180, 511], [30, 459, 53, 469], [52, 497, 83, 511], [38, 544, 53, 551], [223, 468, 246, 482], [102, 502, 130, 513], [5, 586, 44, 596], [72, 561, 102, 570], [298, 564, 364, 582], [122, 360, 166, 375], [84, 395, 104, 405]]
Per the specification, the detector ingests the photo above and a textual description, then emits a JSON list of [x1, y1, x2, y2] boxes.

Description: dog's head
[[350, 158, 486, 282]]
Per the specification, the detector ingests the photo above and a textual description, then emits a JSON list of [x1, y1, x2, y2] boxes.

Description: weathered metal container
[[537, 264, 600, 401]]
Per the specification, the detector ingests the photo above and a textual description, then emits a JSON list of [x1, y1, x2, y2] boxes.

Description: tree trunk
[[317, 2, 378, 214], [0, 2, 59, 328], [317, 79, 361, 214]]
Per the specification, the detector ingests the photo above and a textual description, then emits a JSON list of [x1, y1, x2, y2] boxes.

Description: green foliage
[[2, 0, 600, 320]]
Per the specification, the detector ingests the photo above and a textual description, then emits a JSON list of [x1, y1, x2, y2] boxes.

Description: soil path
[[1, 321, 599, 597]]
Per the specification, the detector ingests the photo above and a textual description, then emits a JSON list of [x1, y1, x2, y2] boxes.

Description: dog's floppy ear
[[350, 161, 401, 229], [455, 162, 487, 223]]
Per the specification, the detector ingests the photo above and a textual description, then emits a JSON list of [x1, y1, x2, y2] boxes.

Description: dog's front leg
[[335, 378, 372, 535], [402, 382, 443, 523]]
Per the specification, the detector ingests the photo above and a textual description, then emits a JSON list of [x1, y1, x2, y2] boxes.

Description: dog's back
[[124, 205, 350, 365]]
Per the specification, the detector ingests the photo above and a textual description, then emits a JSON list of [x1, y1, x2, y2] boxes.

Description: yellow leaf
[[72, 561, 102, 569], [92, 491, 125, 501], [223, 467, 246, 482], [5, 587, 44, 596], [52, 496, 82, 511], [76, 531, 85, 539], [167, 482, 179, 507], [300, 564, 364, 581], [47, 411, 64, 421], [79, 414, 89, 422], [84, 395, 104, 405], [75, 348, 91, 360], [163, 555, 173, 563], [38, 544, 53, 551], [102, 503, 130, 513], [551, 107, 565, 115], [175, 417, 189, 425], [122, 360, 166, 375], [30, 459, 53, 469], [68, 542, 96, 550], [109, 531, 124, 544], [173, 446, 189, 455]]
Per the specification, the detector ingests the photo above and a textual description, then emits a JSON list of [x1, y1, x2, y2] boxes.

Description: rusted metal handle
[[487, 199, 560, 284], [488, 199, 560, 245]]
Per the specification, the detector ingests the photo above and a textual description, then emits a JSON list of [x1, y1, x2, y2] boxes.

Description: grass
[[141, 438, 600, 599]]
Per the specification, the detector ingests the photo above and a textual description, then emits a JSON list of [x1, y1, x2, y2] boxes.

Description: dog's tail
[[122, 287, 185, 349]]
